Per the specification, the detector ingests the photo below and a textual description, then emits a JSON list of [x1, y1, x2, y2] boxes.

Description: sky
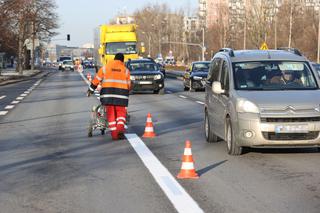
[[53, 0, 197, 47]]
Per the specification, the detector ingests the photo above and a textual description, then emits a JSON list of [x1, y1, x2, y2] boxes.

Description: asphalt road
[[0, 69, 319, 213]]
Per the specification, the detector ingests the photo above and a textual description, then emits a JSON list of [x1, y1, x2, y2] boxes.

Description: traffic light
[[67, 34, 70, 41]]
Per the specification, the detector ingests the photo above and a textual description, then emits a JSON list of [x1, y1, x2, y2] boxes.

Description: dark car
[[183, 61, 210, 91], [126, 59, 165, 94]]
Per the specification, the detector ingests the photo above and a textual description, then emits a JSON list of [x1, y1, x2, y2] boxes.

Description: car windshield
[[106, 42, 137, 55], [129, 62, 158, 71], [63, 61, 73, 65], [59, 57, 71, 62], [192, 63, 210, 72], [233, 61, 318, 90]]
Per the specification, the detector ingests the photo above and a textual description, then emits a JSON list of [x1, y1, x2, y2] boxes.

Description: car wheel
[[184, 86, 189, 91], [153, 90, 159, 94], [226, 118, 243, 155], [205, 110, 218, 143]]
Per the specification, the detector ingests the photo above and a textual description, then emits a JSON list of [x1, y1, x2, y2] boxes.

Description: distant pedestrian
[[87, 53, 131, 140]]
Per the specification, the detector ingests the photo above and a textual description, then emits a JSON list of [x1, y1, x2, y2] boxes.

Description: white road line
[[125, 134, 203, 213], [24, 91, 30, 94], [179, 95, 187, 99], [5, 105, 14, 110], [21, 94, 28, 97], [16, 97, 24, 100], [196, 101, 205, 105], [0, 95, 6, 100], [0, 111, 8, 116], [11, 101, 20, 104]]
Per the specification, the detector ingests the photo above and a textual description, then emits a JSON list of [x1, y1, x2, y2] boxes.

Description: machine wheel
[[205, 111, 218, 143], [88, 121, 93, 137], [101, 129, 105, 135], [226, 118, 243, 155]]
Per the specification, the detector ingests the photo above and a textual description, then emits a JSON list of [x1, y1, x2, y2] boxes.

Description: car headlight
[[62, 65, 65, 68], [236, 99, 259, 114], [193, 76, 203, 80], [154, 74, 162, 80], [71, 66, 74, 68], [130, 76, 135, 81]]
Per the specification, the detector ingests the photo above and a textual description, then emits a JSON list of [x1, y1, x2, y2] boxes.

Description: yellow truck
[[94, 24, 142, 69]]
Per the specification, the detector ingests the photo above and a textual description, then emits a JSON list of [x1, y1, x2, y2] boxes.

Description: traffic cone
[[177, 140, 199, 179], [143, 113, 156, 138]]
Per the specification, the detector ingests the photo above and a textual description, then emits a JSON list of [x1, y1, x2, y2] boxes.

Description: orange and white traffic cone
[[143, 113, 156, 138], [177, 140, 199, 179]]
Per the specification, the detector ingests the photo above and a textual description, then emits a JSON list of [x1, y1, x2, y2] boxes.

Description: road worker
[[87, 53, 131, 140]]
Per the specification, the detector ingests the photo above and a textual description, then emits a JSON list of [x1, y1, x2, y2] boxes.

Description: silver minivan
[[205, 48, 320, 155]]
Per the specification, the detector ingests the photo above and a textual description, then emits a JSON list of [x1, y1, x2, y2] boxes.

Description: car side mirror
[[212, 81, 225, 94]]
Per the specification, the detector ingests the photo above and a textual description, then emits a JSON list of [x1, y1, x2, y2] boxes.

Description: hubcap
[[227, 125, 232, 150]]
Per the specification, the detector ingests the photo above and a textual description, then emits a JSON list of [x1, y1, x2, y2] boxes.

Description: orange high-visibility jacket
[[89, 60, 131, 106]]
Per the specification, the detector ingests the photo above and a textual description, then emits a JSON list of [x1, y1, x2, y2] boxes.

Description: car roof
[[192, 61, 210, 64], [128, 59, 155, 63], [215, 50, 307, 63]]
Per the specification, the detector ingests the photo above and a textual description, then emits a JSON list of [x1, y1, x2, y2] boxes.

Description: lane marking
[[196, 101, 205, 105], [0, 111, 8, 115], [21, 94, 28, 97], [5, 105, 14, 110], [179, 95, 187, 99], [0, 95, 6, 100], [16, 97, 24, 100], [125, 134, 203, 213], [11, 101, 20, 104], [24, 91, 30, 94]]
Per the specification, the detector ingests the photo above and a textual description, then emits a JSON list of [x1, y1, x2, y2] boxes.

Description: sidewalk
[[0, 68, 41, 86]]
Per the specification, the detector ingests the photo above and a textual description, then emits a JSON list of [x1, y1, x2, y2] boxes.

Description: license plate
[[138, 81, 152, 85], [275, 125, 309, 133]]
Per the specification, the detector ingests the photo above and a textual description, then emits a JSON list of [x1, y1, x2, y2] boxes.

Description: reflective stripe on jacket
[[90, 60, 131, 106]]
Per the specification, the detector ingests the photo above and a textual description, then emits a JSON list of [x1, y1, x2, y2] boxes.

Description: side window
[[220, 61, 229, 90], [207, 58, 221, 83]]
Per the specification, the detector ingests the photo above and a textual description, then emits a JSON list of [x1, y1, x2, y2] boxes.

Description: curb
[[0, 70, 46, 86]]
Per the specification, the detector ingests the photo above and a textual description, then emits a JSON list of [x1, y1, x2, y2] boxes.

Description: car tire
[[153, 90, 159, 94], [226, 117, 243, 155], [205, 110, 219, 143], [184, 86, 189, 91]]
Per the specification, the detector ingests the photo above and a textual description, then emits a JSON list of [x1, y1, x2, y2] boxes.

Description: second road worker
[[87, 53, 131, 140]]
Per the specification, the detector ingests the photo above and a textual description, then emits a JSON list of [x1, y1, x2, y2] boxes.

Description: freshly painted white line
[[21, 94, 27, 97], [5, 105, 14, 109], [11, 101, 20, 104], [179, 95, 187, 99], [0, 95, 6, 100], [24, 91, 30, 94], [16, 97, 24, 100], [125, 134, 203, 213], [196, 101, 205, 105], [0, 111, 8, 115]]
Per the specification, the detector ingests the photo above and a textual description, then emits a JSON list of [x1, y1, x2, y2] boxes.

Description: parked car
[[183, 61, 210, 91], [205, 48, 320, 155], [126, 58, 165, 94], [61, 60, 74, 71]]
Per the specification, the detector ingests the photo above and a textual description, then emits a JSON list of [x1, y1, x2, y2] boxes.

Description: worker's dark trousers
[[105, 105, 127, 140]]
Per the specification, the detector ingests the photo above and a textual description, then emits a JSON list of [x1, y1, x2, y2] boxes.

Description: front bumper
[[235, 113, 320, 147], [131, 79, 164, 91]]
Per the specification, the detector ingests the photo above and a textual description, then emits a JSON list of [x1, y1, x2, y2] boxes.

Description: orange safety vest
[[90, 60, 131, 106]]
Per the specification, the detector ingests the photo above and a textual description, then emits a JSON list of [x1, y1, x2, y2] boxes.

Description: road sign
[[260, 42, 269, 50]]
